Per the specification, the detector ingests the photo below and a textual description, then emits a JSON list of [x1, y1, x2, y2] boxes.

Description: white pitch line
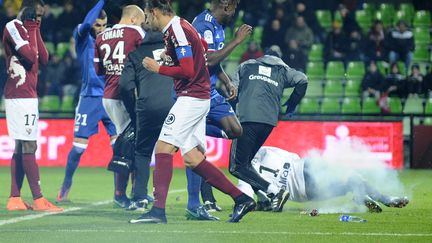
[[0, 229, 431, 237], [0, 189, 186, 227], [0, 200, 111, 227]]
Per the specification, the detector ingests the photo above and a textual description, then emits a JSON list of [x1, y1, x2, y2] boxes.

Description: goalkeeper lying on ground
[[238, 146, 409, 213]]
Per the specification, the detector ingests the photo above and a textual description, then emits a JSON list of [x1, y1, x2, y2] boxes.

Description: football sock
[[193, 159, 242, 200], [16, 146, 25, 192], [200, 181, 216, 203], [256, 191, 269, 202], [115, 173, 129, 197], [112, 141, 130, 197], [153, 153, 173, 209], [10, 154, 24, 197], [185, 167, 201, 211], [22, 153, 43, 199], [206, 124, 228, 138], [267, 184, 279, 196], [61, 145, 85, 193], [151, 206, 166, 216], [233, 193, 251, 205]]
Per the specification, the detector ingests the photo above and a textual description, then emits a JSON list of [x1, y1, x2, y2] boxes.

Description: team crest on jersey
[[203, 30, 214, 44], [165, 113, 176, 125], [8, 56, 26, 88], [26, 128, 32, 135]]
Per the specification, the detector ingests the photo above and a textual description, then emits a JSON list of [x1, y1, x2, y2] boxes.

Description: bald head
[[120, 5, 145, 27]]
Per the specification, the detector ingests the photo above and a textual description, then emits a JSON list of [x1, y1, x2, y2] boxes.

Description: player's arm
[[119, 54, 137, 126], [284, 68, 308, 114], [36, 21, 48, 65], [76, 0, 105, 38], [143, 46, 195, 80], [216, 66, 237, 100], [6, 21, 38, 65], [144, 27, 195, 79], [206, 24, 252, 67]]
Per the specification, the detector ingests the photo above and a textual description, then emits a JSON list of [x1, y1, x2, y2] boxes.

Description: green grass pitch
[[0, 167, 431, 243]]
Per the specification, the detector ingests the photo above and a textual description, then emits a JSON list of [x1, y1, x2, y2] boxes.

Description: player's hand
[[225, 82, 237, 101], [234, 24, 252, 45], [143, 57, 160, 73]]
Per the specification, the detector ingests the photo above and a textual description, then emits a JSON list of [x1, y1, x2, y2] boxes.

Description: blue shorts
[[74, 96, 117, 139], [207, 92, 236, 122]]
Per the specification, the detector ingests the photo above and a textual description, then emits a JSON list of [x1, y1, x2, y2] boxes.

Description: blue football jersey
[[74, 27, 105, 97], [192, 10, 225, 97]]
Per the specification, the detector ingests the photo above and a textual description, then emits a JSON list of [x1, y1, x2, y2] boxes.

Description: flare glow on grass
[[0, 167, 431, 243]]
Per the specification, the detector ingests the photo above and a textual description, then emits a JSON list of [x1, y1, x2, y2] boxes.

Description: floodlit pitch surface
[[0, 168, 431, 242]]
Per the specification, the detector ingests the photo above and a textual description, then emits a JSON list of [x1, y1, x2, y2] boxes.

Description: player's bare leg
[[219, 115, 242, 139], [206, 115, 242, 139]]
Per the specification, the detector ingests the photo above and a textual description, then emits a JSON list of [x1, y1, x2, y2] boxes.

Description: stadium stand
[[0, 0, 430, 120]]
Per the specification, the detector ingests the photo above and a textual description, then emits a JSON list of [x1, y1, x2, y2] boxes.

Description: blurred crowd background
[[0, 0, 431, 116]]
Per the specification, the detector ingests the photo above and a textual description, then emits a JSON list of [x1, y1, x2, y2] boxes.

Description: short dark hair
[[98, 9, 107, 19], [146, 0, 174, 15], [212, 0, 240, 7]]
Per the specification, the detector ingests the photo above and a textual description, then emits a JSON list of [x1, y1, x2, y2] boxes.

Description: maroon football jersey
[[95, 24, 144, 99], [3, 20, 40, 99], [163, 16, 210, 99]]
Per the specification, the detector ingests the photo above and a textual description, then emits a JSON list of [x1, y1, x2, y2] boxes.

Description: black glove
[[18, 6, 37, 22]]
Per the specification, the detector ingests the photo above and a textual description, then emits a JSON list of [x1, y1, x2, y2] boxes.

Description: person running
[[129, 0, 255, 224]]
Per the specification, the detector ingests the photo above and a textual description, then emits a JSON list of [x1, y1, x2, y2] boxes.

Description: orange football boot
[[32, 197, 64, 212], [6, 197, 32, 211]]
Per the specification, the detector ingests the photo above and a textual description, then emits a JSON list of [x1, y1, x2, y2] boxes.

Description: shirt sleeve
[[94, 40, 104, 75], [36, 24, 49, 66], [77, 0, 105, 38], [158, 27, 194, 80], [5, 20, 37, 65], [284, 67, 308, 114], [232, 64, 242, 88], [194, 21, 216, 51]]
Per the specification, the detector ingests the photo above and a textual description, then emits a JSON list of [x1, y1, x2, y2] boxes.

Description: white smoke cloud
[[301, 137, 408, 214]]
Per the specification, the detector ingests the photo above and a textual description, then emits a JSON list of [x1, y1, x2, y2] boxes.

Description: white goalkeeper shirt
[[238, 146, 308, 202]]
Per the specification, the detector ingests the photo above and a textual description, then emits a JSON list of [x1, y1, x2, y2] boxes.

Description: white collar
[[162, 16, 179, 33]]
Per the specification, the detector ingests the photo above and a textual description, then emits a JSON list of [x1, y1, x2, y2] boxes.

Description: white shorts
[[159, 96, 210, 156], [5, 98, 39, 141], [102, 98, 131, 134]]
